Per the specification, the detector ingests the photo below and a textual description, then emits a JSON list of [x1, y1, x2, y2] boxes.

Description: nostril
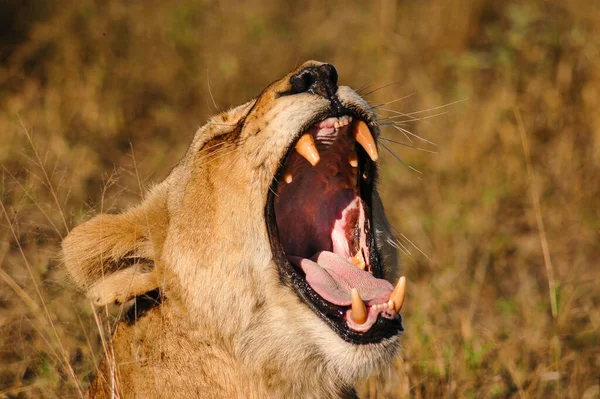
[[288, 64, 339, 99], [290, 70, 316, 94]]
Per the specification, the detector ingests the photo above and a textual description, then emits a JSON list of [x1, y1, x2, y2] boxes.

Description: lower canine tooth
[[283, 172, 293, 184], [350, 288, 367, 324], [390, 276, 406, 312], [295, 133, 320, 166], [353, 120, 379, 162]]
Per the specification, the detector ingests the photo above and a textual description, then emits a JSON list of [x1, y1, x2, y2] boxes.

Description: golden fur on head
[[63, 61, 402, 398]]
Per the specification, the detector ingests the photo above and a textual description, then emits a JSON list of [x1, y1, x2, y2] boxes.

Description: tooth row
[[334, 115, 352, 129], [282, 120, 378, 184]]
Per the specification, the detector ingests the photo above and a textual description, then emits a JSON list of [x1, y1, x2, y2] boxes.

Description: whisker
[[379, 137, 438, 154], [387, 124, 438, 147], [378, 109, 449, 123], [380, 141, 423, 176], [377, 109, 421, 127], [380, 122, 413, 142], [368, 93, 416, 110], [355, 83, 373, 95], [386, 236, 413, 258], [268, 185, 279, 199], [206, 69, 219, 111], [403, 98, 467, 116], [393, 227, 433, 263], [360, 81, 403, 97], [377, 119, 411, 126]]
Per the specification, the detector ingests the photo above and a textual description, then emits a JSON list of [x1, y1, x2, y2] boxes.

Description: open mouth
[[266, 113, 406, 344]]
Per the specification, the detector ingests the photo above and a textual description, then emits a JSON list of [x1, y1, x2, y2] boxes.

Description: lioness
[[63, 61, 407, 398]]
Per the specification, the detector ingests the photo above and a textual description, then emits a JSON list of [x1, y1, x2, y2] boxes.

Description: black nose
[[289, 63, 339, 99]]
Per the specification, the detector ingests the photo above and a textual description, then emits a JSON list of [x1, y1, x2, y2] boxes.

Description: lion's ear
[[62, 184, 168, 306]]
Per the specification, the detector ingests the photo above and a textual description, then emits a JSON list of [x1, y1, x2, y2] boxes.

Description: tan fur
[[63, 61, 401, 398]]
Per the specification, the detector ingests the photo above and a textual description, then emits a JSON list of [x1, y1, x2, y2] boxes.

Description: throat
[[276, 185, 365, 262]]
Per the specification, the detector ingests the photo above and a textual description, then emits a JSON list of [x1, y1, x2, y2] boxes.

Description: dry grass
[[1, 1, 598, 397]]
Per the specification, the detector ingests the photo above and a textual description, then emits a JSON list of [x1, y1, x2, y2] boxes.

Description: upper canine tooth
[[353, 120, 378, 162], [350, 288, 367, 324], [390, 276, 406, 313], [295, 133, 320, 166]]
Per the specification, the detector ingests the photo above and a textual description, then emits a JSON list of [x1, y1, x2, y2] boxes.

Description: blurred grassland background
[[0, 0, 599, 397]]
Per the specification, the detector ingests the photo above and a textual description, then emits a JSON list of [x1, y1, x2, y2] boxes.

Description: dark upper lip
[[265, 110, 404, 344]]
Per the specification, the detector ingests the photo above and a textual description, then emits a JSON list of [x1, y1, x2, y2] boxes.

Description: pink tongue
[[289, 251, 394, 306]]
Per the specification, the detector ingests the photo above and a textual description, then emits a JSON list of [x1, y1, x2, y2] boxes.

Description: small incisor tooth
[[283, 172, 293, 184], [390, 276, 406, 312], [295, 133, 320, 166], [351, 288, 368, 324], [353, 120, 378, 162], [351, 250, 366, 270]]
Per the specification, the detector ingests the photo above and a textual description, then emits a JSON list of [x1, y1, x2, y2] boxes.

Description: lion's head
[[63, 61, 406, 392]]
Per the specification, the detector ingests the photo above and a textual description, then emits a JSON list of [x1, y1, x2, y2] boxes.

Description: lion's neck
[[92, 298, 355, 398]]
